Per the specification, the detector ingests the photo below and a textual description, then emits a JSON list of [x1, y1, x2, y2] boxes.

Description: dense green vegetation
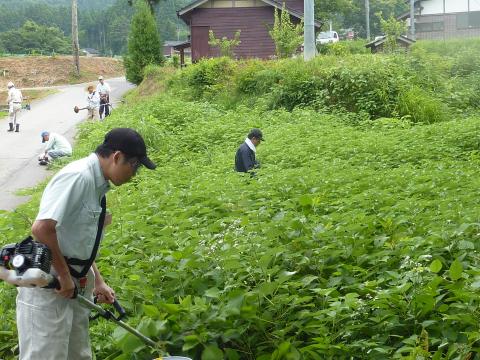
[[2, 39, 480, 359], [0, 21, 70, 55]]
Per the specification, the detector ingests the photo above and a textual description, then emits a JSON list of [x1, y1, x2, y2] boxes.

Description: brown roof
[[177, 0, 322, 28], [365, 35, 415, 49]]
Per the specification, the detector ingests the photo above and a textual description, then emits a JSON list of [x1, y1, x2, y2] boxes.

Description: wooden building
[[400, 0, 480, 40], [177, 0, 321, 62]]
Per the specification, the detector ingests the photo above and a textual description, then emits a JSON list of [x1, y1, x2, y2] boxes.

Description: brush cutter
[[73, 106, 87, 113], [0, 237, 192, 360], [0, 104, 30, 112]]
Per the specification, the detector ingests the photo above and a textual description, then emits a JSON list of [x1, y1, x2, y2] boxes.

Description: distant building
[[164, 40, 192, 57], [81, 48, 100, 57], [365, 35, 415, 53], [177, 0, 321, 63], [400, 0, 480, 40]]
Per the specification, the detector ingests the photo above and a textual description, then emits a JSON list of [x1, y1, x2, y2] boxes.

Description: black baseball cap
[[248, 128, 264, 141], [103, 128, 156, 170]]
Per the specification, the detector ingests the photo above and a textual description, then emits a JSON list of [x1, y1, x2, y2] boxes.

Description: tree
[[379, 13, 407, 52], [269, 4, 303, 59], [127, 0, 161, 14], [0, 21, 70, 54], [124, 0, 164, 84], [208, 30, 241, 58]]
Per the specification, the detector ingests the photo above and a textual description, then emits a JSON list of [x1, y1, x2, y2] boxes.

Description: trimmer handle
[[91, 297, 126, 321], [45, 276, 78, 298], [112, 299, 126, 320]]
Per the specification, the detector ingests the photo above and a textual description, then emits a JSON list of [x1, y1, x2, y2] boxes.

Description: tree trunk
[[72, 0, 80, 76]]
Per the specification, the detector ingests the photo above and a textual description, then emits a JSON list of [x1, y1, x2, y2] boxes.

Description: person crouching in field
[[86, 85, 100, 121], [7, 81, 23, 132], [38, 131, 73, 165], [235, 128, 264, 174]]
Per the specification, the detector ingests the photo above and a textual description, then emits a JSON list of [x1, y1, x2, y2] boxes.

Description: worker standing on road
[[96, 76, 111, 120], [6, 81, 23, 132], [86, 85, 100, 121]]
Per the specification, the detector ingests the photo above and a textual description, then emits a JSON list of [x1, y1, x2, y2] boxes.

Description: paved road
[[0, 77, 134, 211]]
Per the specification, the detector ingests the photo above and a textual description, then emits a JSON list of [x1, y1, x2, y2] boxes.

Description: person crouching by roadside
[[86, 85, 100, 121], [38, 131, 73, 165], [235, 128, 264, 174]]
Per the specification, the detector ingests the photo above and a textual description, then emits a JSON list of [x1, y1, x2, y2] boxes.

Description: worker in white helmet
[[96, 76, 111, 119], [6, 81, 23, 132]]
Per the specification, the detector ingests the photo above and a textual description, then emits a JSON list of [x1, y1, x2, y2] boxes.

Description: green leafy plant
[[378, 13, 408, 53], [268, 4, 303, 59], [208, 30, 241, 59]]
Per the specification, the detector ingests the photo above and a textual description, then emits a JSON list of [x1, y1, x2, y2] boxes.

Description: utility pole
[[365, 0, 370, 40], [410, 0, 415, 40], [304, 0, 315, 60], [72, 0, 80, 76]]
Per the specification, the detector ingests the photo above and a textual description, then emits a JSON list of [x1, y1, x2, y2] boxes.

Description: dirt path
[[0, 77, 134, 211]]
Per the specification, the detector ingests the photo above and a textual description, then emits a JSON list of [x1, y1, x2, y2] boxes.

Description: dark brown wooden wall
[[191, 7, 277, 60]]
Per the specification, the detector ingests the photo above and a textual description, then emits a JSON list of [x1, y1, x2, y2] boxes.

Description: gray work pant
[[9, 103, 21, 126], [16, 268, 95, 360], [48, 150, 71, 159]]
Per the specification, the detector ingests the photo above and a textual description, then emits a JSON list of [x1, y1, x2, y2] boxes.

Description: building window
[[416, 21, 444, 32], [470, 12, 480, 27], [457, 12, 480, 29], [457, 14, 469, 29], [432, 22, 444, 31]]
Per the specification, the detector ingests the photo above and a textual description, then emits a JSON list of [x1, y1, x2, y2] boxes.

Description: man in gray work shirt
[[17, 128, 156, 359]]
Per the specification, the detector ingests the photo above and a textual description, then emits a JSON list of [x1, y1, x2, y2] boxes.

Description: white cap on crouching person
[[98, 76, 104, 80], [7, 82, 14, 89]]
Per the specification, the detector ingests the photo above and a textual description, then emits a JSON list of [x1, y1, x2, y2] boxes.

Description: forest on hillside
[[0, 0, 190, 55]]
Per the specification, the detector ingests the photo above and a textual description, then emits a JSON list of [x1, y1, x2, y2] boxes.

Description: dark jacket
[[235, 142, 259, 172]]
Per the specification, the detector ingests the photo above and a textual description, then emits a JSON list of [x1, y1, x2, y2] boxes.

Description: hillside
[[0, 56, 124, 88]]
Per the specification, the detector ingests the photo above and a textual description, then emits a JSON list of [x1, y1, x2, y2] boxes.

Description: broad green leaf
[[449, 259, 463, 281], [204, 287, 221, 298], [202, 345, 223, 360], [429, 259, 443, 273], [143, 304, 160, 318], [225, 348, 240, 360]]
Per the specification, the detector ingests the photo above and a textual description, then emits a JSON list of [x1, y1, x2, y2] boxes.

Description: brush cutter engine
[[0, 237, 56, 288]]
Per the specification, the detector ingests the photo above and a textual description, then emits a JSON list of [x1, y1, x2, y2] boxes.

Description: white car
[[316, 31, 339, 45]]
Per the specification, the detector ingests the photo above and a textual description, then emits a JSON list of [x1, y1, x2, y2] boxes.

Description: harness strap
[[66, 196, 106, 278]]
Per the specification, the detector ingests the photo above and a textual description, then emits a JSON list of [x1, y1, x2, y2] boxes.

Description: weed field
[[2, 40, 480, 360]]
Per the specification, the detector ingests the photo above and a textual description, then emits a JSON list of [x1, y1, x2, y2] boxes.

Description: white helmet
[[7, 82, 14, 88]]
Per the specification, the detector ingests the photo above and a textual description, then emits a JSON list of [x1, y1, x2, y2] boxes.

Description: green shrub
[[178, 57, 236, 99], [451, 49, 480, 76], [412, 38, 480, 58], [318, 40, 369, 55], [397, 86, 451, 124], [165, 44, 476, 121], [124, 0, 164, 85]]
